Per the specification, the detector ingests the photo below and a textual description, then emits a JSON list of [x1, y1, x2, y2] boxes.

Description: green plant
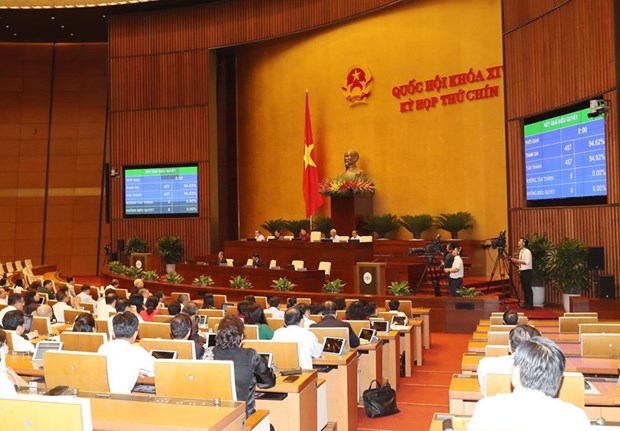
[[527, 233, 554, 285], [141, 270, 159, 281], [126, 236, 149, 254], [165, 271, 184, 284], [456, 286, 480, 297], [230, 275, 253, 289], [312, 216, 332, 238], [434, 212, 475, 239], [387, 280, 411, 296], [193, 275, 215, 286], [547, 237, 589, 295], [399, 214, 433, 239], [322, 278, 345, 294], [271, 277, 297, 291], [108, 261, 128, 275], [283, 219, 310, 237], [156, 236, 184, 264], [125, 266, 143, 278], [260, 219, 285, 236], [364, 213, 399, 239]]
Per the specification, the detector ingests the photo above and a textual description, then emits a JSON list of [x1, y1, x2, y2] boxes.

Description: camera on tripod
[[481, 230, 507, 250], [408, 235, 446, 256]]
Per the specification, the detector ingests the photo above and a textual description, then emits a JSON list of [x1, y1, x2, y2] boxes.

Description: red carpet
[[504, 302, 561, 319]]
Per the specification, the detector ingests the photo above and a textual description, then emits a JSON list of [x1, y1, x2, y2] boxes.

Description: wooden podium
[[130, 253, 156, 271], [356, 262, 386, 294], [330, 194, 373, 235]]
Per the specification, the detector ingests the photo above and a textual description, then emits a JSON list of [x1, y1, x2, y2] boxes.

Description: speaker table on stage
[[129, 253, 160, 272], [356, 262, 386, 295]]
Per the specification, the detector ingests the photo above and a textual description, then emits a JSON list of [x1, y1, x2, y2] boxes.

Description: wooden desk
[[377, 330, 401, 389], [412, 307, 431, 349], [176, 263, 327, 292], [256, 371, 318, 431], [356, 341, 383, 403], [313, 352, 358, 431], [472, 331, 580, 343], [468, 339, 582, 356], [223, 240, 374, 293], [428, 413, 471, 431]]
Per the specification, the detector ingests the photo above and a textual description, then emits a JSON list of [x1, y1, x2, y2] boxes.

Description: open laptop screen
[[32, 341, 63, 362]]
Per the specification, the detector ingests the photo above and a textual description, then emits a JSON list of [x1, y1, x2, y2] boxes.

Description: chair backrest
[[89, 286, 100, 300], [246, 258, 254, 266], [578, 323, 620, 339], [171, 292, 191, 302], [140, 338, 196, 360], [60, 332, 108, 352], [318, 261, 331, 276], [485, 373, 512, 397], [269, 259, 277, 269], [559, 316, 598, 333], [244, 324, 259, 340], [197, 309, 225, 318], [308, 314, 322, 324], [488, 325, 516, 332], [346, 320, 370, 336], [225, 307, 239, 316], [254, 296, 268, 309], [291, 260, 304, 270], [25, 259, 33, 267], [377, 312, 394, 322], [32, 316, 53, 336], [580, 333, 620, 357], [338, 235, 349, 243], [0, 264, 4, 275], [207, 316, 222, 330], [487, 331, 510, 346], [214, 294, 228, 309], [310, 231, 322, 242], [153, 315, 174, 323], [138, 322, 172, 340], [266, 318, 285, 331], [5, 262, 15, 273], [242, 340, 300, 369], [564, 312, 598, 318], [296, 297, 311, 305], [64, 309, 87, 325], [80, 303, 96, 314], [44, 350, 110, 392], [14, 261, 24, 271], [154, 359, 236, 400], [335, 310, 346, 320], [0, 395, 93, 431], [344, 299, 357, 309], [360, 235, 373, 243], [383, 299, 413, 317], [489, 316, 528, 325], [309, 327, 350, 349], [557, 372, 585, 409], [95, 319, 112, 339], [226, 258, 234, 267], [115, 288, 129, 300], [484, 344, 510, 357], [3, 330, 16, 350]]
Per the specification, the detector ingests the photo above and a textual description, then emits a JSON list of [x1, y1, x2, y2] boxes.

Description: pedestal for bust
[[330, 194, 373, 235]]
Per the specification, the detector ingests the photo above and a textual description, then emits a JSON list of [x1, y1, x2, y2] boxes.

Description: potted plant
[[165, 271, 184, 284], [547, 237, 590, 312], [312, 216, 332, 238], [271, 277, 297, 291], [193, 275, 215, 287], [125, 266, 142, 278], [260, 219, 285, 236], [126, 236, 149, 255], [142, 270, 159, 281], [108, 261, 128, 275], [399, 214, 433, 239], [387, 280, 411, 296], [229, 275, 253, 289], [283, 219, 310, 237], [363, 213, 399, 239], [322, 278, 345, 294], [434, 212, 475, 239], [157, 236, 184, 274], [456, 286, 480, 297], [527, 233, 554, 307]]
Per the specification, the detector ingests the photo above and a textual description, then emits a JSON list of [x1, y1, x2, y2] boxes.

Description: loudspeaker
[[587, 247, 604, 270], [599, 275, 616, 300], [117, 239, 125, 253]]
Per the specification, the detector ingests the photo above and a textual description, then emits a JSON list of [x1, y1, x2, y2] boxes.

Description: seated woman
[[72, 312, 96, 332], [212, 315, 275, 417], [0, 329, 28, 395], [139, 296, 160, 322], [202, 293, 215, 309], [244, 303, 273, 340]]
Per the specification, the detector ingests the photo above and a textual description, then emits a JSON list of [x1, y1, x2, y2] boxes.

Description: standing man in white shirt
[[444, 246, 464, 296], [511, 237, 533, 309], [272, 307, 322, 369]]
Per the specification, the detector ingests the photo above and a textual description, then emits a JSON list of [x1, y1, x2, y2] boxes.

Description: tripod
[[416, 254, 443, 296], [485, 247, 521, 308]]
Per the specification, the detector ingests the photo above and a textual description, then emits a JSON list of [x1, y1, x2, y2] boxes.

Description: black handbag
[[362, 380, 400, 418]]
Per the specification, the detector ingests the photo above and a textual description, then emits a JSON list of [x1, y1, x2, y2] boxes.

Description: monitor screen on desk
[[32, 341, 63, 362], [370, 320, 389, 333]]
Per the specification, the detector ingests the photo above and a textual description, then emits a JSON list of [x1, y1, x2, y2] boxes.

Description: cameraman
[[443, 246, 463, 296], [510, 237, 533, 309]]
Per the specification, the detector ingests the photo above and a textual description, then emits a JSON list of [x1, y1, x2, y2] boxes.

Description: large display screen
[[123, 165, 198, 217], [524, 102, 607, 207]]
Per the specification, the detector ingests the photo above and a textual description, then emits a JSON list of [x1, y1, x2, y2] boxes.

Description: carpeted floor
[[357, 332, 470, 431]]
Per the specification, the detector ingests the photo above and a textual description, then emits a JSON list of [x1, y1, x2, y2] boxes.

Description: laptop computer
[[150, 350, 178, 360], [32, 341, 63, 366], [321, 336, 347, 356], [358, 328, 377, 345], [370, 319, 389, 333], [391, 315, 408, 328], [205, 332, 217, 349], [320, 238, 332, 242], [258, 352, 273, 368]]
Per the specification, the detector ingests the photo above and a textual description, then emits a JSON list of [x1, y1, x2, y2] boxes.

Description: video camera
[[408, 235, 446, 256], [481, 230, 507, 250]]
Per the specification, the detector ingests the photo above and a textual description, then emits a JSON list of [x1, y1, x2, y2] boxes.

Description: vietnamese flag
[[303, 92, 324, 218]]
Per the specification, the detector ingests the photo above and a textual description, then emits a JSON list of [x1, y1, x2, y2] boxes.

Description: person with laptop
[[476, 325, 540, 396], [310, 301, 360, 348], [97, 311, 154, 394], [468, 336, 590, 430], [1, 310, 36, 353], [272, 307, 322, 369], [212, 314, 275, 417]]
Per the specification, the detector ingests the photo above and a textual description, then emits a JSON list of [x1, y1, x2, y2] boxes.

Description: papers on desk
[[584, 380, 601, 395]]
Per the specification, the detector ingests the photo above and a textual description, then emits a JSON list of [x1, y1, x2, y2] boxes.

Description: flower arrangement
[[193, 275, 215, 287], [319, 173, 375, 197]]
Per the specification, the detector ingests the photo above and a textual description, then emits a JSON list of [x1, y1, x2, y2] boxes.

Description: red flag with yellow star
[[303, 92, 324, 218]]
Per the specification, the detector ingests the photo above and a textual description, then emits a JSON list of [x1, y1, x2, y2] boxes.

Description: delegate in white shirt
[[97, 339, 154, 394], [271, 325, 322, 369]]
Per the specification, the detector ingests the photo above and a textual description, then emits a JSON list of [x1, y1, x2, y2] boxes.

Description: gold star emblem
[[304, 144, 317, 168]]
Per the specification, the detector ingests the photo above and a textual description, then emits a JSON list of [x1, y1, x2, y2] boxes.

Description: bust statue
[[343, 150, 365, 179]]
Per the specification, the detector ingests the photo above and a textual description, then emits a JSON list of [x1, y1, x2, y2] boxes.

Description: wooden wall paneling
[[502, 0, 567, 32]]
